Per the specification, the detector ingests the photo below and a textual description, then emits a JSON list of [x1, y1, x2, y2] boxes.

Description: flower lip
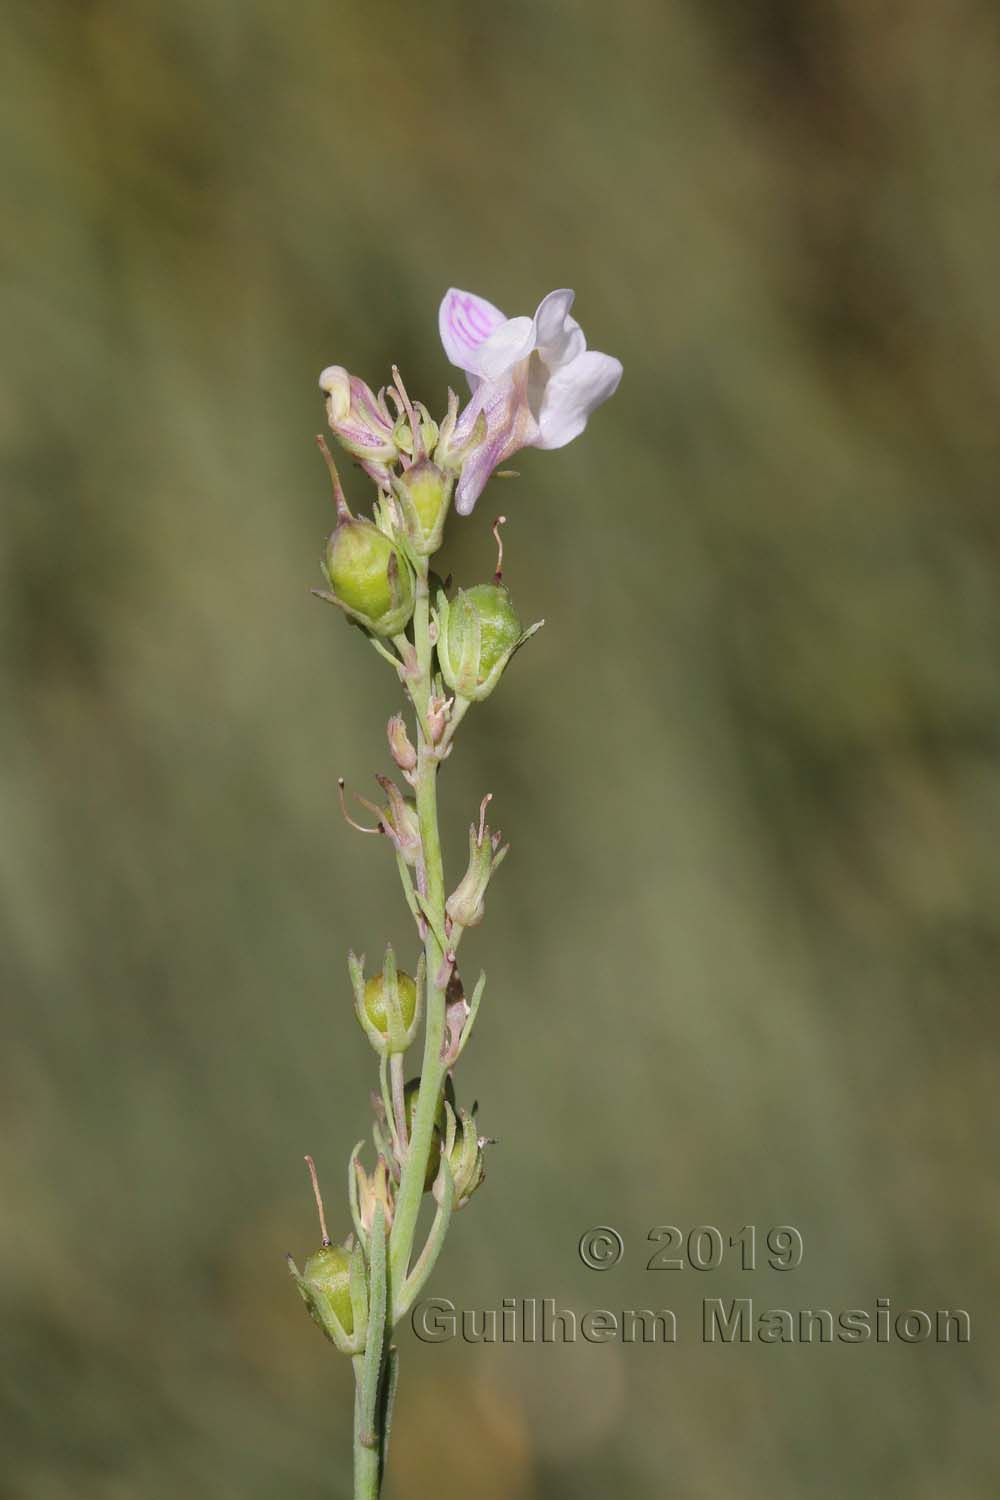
[[534, 348, 622, 450]]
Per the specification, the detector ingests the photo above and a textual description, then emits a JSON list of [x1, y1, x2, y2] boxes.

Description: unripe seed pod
[[435, 583, 540, 702], [301, 1243, 354, 1338], [349, 947, 422, 1058], [434, 1103, 487, 1210], [406, 461, 448, 533], [314, 434, 415, 635], [363, 970, 417, 1036], [325, 517, 414, 636], [449, 1113, 487, 1207], [403, 1075, 452, 1135], [288, 1157, 366, 1354], [392, 459, 453, 555], [463, 584, 521, 677]]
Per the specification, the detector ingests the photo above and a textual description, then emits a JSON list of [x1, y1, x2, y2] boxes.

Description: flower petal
[[454, 427, 512, 515], [533, 350, 623, 451], [531, 288, 585, 368], [453, 374, 538, 514], [476, 316, 538, 381], [439, 289, 508, 375], [318, 365, 352, 421]]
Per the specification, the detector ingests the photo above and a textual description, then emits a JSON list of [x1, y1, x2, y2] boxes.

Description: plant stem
[[388, 565, 449, 1294], [355, 565, 451, 1499], [353, 1356, 380, 1500], [390, 1053, 407, 1147]]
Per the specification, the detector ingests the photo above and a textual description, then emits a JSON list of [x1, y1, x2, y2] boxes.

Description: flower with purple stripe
[[438, 287, 622, 514]]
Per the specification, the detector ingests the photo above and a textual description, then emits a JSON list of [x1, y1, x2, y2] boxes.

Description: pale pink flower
[[439, 288, 622, 514]]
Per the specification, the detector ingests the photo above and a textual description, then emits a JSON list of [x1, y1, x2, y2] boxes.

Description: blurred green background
[[3, 1, 999, 1496]]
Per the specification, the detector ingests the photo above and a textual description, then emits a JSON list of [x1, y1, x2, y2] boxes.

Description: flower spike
[[300, 282, 621, 1490]]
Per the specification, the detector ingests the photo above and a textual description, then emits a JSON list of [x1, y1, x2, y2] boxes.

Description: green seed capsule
[[407, 462, 448, 534], [349, 947, 421, 1057], [391, 459, 452, 555], [325, 518, 414, 635], [301, 1243, 354, 1338], [314, 435, 415, 636], [363, 971, 417, 1036], [436, 582, 538, 702], [447, 1111, 487, 1207], [464, 584, 521, 678]]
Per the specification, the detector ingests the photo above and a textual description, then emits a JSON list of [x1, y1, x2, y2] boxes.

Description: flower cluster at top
[[323, 286, 621, 511], [314, 286, 621, 701]]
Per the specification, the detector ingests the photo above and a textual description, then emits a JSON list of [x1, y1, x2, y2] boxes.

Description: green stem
[[352, 1356, 380, 1500], [355, 567, 453, 1499], [393, 1155, 454, 1322], [389, 567, 449, 1294]]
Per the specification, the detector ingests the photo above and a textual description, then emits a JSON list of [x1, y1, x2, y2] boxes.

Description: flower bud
[[391, 459, 453, 555], [350, 948, 422, 1056], [434, 583, 541, 702], [445, 795, 508, 930], [323, 516, 415, 636], [426, 694, 452, 746], [434, 387, 488, 473], [387, 714, 417, 774], [353, 1153, 394, 1235], [319, 365, 399, 487]]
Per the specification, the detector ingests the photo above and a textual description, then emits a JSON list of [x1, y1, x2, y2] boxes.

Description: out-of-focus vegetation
[[3, 2, 999, 1496]]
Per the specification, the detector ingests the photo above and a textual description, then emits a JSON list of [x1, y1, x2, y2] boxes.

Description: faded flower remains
[[289, 288, 621, 1500]]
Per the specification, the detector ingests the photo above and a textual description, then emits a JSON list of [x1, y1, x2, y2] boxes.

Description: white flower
[[438, 288, 623, 514]]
